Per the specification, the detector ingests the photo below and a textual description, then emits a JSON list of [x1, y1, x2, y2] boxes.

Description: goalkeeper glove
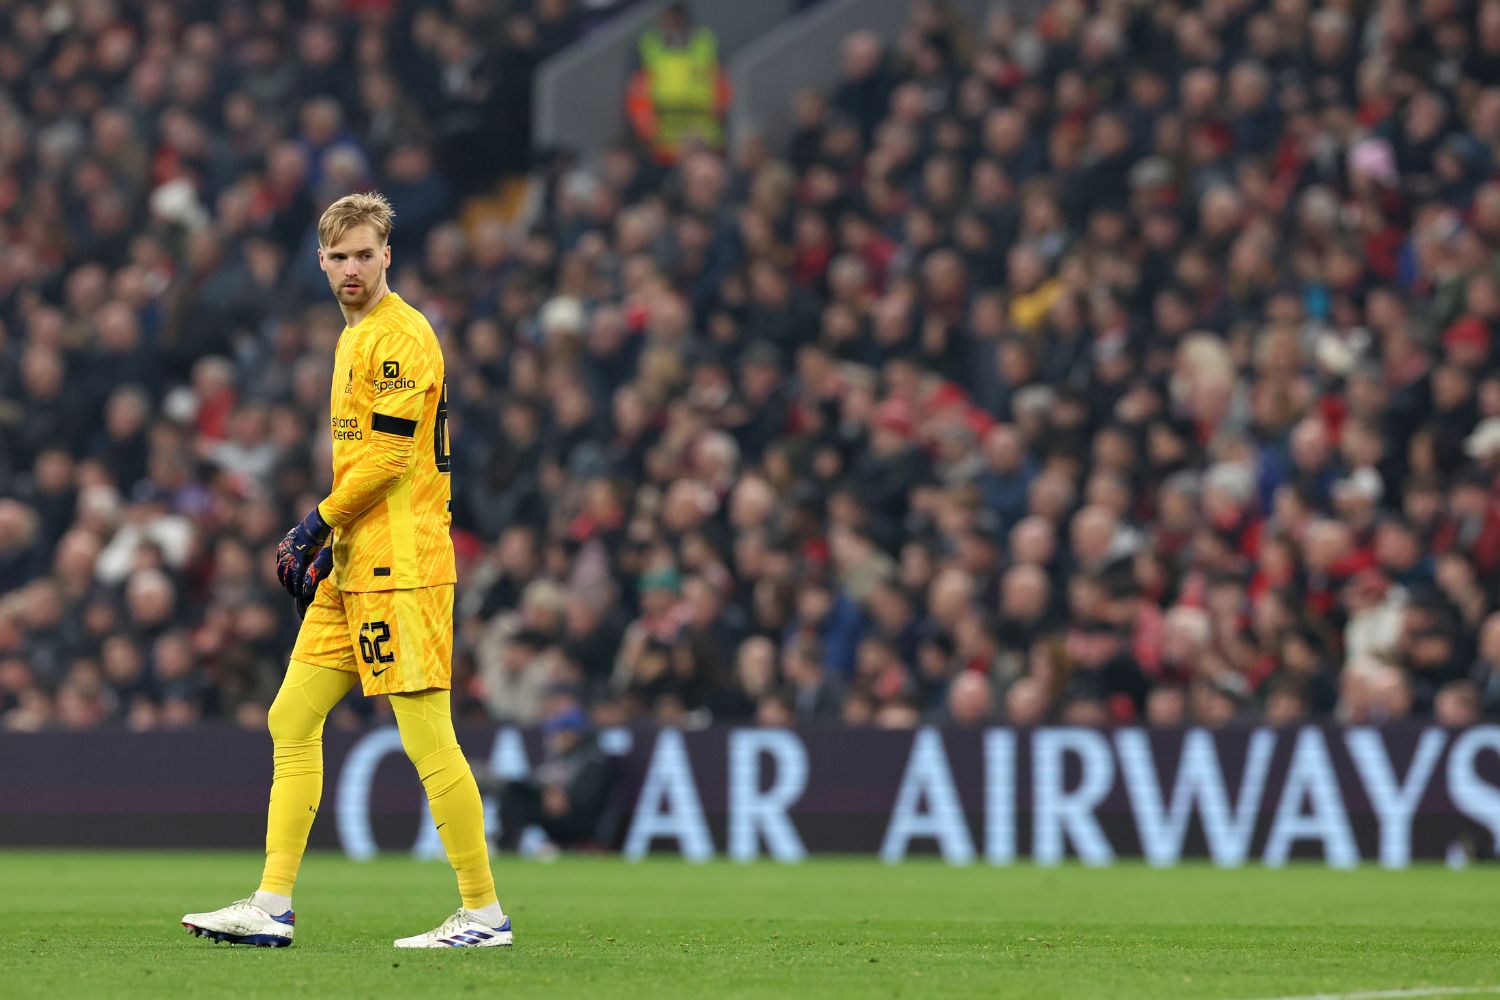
[[296, 546, 333, 619], [276, 506, 331, 599]]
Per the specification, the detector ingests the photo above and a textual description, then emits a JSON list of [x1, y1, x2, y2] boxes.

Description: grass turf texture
[[5, 851, 1500, 999]]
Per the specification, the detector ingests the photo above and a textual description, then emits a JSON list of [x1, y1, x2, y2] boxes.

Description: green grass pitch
[[6, 850, 1500, 999]]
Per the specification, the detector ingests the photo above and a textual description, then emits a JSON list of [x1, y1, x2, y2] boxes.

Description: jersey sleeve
[[367, 325, 436, 434], [317, 325, 435, 529]]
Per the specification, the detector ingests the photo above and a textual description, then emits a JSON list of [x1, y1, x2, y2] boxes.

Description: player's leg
[[257, 657, 357, 901], [358, 585, 511, 948], [389, 689, 504, 919], [183, 585, 358, 947]]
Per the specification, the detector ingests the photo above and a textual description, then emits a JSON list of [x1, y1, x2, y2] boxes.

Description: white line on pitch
[[1235, 988, 1500, 1000]]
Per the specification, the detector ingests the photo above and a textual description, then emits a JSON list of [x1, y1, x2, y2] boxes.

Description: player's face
[[318, 224, 390, 310]]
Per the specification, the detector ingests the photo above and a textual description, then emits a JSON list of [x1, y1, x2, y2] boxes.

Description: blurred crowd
[[7, 0, 1500, 735]]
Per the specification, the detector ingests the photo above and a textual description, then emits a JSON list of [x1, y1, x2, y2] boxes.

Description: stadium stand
[[2, 0, 1499, 735]]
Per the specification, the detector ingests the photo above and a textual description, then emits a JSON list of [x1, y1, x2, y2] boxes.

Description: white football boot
[[393, 908, 513, 948], [181, 898, 295, 947]]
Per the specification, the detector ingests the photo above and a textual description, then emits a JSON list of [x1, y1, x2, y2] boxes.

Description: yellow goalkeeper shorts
[[290, 582, 453, 695]]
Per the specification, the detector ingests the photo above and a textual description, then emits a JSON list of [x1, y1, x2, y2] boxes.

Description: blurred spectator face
[[1067, 576, 1107, 624], [1435, 681, 1481, 728], [947, 672, 994, 726], [1156, 480, 1199, 532], [1278, 631, 1322, 675], [1162, 606, 1210, 667], [867, 581, 912, 633], [682, 153, 726, 215], [1257, 536, 1295, 587], [1146, 686, 1187, 727], [682, 577, 722, 629], [0, 656, 35, 699], [1060, 699, 1110, 726], [1027, 470, 1075, 523], [840, 30, 882, 82], [1375, 521, 1421, 575], [1190, 680, 1238, 727], [1303, 520, 1352, 574], [161, 696, 201, 727], [736, 637, 776, 698], [1070, 505, 1118, 564], [21, 346, 65, 400], [1432, 364, 1474, 412], [783, 639, 823, 687], [983, 425, 1023, 473], [1179, 67, 1220, 118], [1090, 428, 1135, 475], [1289, 418, 1332, 472], [105, 386, 150, 440], [752, 579, 791, 630], [57, 680, 107, 729], [53, 530, 101, 588], [125, 569, 175, 628], [928, 568, 975, 629], [1000, 565, 1049, 622], [521, 581, 564, 633], [563, 592, 604, 638], [1365, 666, 1413, 722], [875, 700, 921, 729], [1004, 676, 1049, 725], [1264, 684, 1310, 727], [1479, 614, 1500, 665], [101, 636, 144, 689], [1010, 515, 1056, 566], [1402, 483, 1443, 531], [982, 108, 1025, 159], [755, 694, 794, 728], [841, 693, 874, 727], [22, 579, 65, 631], [1408, 629, 1457, 676], [0, 501, 40, 558]]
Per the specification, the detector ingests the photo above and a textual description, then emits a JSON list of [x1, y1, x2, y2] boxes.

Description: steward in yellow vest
[[627, 3, 730, 164]]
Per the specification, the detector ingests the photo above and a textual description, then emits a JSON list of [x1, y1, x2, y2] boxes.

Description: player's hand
[[276, 506, 331, 599], [295, 546, 334, 619]]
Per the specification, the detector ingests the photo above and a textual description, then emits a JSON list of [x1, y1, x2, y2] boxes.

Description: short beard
[[335, 281, 375, 309]]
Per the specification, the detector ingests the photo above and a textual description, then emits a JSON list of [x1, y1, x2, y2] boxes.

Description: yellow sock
[[258, 659, 355, 896], [391, 688, 500, 912]]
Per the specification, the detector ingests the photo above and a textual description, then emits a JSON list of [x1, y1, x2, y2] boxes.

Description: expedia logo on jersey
[[373, 359, 416, 394], [331, 416, 363, 441]]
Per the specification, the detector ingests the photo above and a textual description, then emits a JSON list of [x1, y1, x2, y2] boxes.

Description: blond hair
[[317, 192, 395, 247]]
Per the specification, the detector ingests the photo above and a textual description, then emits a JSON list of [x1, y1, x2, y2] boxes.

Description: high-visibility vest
[[638, 27, 723, 157]]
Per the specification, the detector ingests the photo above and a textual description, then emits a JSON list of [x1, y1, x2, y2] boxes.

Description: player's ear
[[317, 246, 327, 272], [383, 243, 391, 268]]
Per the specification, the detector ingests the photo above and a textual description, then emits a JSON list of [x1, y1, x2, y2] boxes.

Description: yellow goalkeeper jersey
[[320, 291, 455, 593]]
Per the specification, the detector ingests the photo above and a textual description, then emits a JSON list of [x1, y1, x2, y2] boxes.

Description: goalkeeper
[[181, 193, 510, 950]]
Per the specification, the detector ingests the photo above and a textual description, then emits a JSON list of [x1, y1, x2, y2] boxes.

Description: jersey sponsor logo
[[373, 359, 415, 393], [331, 416, 363, 441], [373, 375, 417, 393]]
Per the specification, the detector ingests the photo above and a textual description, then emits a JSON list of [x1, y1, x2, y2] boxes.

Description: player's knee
[[267, 693, 317, 743], [411, 744, 470, 796]]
